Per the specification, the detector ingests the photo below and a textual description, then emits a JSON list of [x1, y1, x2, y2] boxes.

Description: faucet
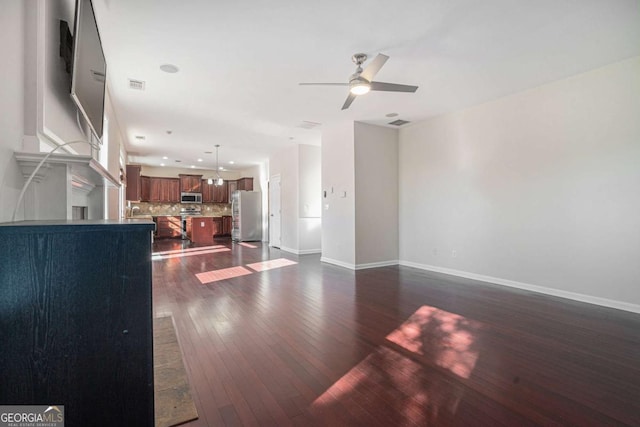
[[131, 206, 140, 216]]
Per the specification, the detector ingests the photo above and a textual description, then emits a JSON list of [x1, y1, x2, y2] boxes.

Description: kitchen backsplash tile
[[128, 202, 230, 217]]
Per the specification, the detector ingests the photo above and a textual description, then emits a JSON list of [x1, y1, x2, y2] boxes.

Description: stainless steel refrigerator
[[231, 190, 262, 242]]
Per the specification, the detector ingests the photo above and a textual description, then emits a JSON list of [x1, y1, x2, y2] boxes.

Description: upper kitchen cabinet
[[227, 180, 238, 200], [165, 178, 180, 203], [214, 180, 229, 203], [201, 180, 214, 203], [140, 176, 151, 202], [126, 165, 142, 201], [202, 180, 228, 203], [179, 174, 202, 193], [150, 178, 180, 203], [237, 177, 253, 191]]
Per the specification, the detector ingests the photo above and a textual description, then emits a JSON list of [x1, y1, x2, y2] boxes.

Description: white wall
[[37, 0, 88, 153], [399, 56, 640, 310], [269, 145, 299, 252], [321, 121, 355, 267], [0, 0, 27, 222], [354, 122, 399, 266], [298, 145, 321, 253], [269, 144, 321, 254]]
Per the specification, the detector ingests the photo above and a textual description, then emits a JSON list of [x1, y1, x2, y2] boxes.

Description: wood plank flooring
[[151, 239, 640, 426]]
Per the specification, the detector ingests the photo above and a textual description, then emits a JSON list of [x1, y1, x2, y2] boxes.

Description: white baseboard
[[320, 258, 400, 271], [399, 260, 640, 314], [320, 257, 356, 270], [355, 260, 399, 270], [280, 246, 321, 255]]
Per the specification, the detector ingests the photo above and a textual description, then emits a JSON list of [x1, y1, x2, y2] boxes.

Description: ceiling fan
[[299, 53, 418, 110]]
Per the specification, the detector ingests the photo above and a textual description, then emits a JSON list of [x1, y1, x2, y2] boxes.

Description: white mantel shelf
[[14, 151, 120, 188]]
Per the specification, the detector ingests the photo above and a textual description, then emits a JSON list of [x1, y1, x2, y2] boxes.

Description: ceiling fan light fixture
[[350, 82, 370, 95]]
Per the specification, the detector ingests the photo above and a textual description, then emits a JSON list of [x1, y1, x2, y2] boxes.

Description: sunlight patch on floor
[[310, 305, 484, 424], [386, 306, 482, 379], [152, 247, 230, 261], [238, 242, 258, 248], [153, 245, 226, 256], [246, 258, 298, 272], [196, 266, 253, 284]]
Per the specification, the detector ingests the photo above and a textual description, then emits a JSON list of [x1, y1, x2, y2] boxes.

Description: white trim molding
[[354, 260, 399, 270], [399, 260, 640, 314], [280, 246, 321, 255], [320, 257, 356, 270]]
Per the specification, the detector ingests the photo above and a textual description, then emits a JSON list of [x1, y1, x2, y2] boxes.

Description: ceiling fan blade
[[341, 93, 357, 110], [370, 81, 418, 93], [360, 54, 389, 81], [299, 83, 349, 86]]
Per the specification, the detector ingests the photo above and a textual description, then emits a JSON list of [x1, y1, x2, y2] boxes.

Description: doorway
[[269, 174, 281, 248]]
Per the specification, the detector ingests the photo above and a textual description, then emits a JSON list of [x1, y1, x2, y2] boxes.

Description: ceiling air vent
[[128, 79, 145, 90], [388, 119, 410, 126], [298, 120, 321, 130]]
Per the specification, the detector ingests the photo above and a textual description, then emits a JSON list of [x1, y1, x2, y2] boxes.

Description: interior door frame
[[268, 174, 281, 248]]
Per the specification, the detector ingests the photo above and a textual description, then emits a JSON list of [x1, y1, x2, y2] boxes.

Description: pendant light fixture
[[208, 144, 224, 186]]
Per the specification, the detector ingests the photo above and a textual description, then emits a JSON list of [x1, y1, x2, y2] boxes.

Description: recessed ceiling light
[[166, 130, 173, 134], [162, 156, 168, 160], [175, 160, 182, 163], [229, 161, 234, 164], [134, 135, 146, 141], [204, 151, 212, 154], [160, 64, 179, 73], [386, 112, 399, 118], [190, 165, 195, 168], [197, 158, 203, 162], [160, 163, 165, 167], [218, 166, 224, 170]]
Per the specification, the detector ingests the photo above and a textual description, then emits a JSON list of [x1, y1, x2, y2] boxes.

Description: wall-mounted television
[[71, 0, 106, 141]]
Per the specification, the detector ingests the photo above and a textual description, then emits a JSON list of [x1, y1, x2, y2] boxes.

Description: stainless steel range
[[179, 207, 202, 240]]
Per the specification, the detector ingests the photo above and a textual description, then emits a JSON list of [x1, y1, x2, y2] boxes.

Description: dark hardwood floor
[[151, 238, 640, 426]]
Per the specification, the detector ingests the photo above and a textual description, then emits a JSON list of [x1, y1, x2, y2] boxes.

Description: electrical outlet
[[452, 249, 457, 258]]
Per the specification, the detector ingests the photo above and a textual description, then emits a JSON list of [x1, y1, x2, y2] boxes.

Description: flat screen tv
[[70, 0, 106, 141]]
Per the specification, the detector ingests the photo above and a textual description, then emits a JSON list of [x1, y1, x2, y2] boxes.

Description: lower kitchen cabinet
[[0, 220, 155, 427], [222, 215, 232, 235], [212, 217, 223, 237], [155, 215, 182, 238]]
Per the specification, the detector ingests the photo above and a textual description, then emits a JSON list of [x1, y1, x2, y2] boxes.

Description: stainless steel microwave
[[180, 192, 202, 203]]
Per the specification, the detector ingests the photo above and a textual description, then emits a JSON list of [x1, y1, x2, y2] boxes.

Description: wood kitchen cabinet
[[212, 217, 223, 237], [201, 180, 214, 203], [237, 177, 253, 191], [140, 176, 151, 202], [149, 177, 162, 202], [0, 220, 155, 427], [202, 180, 228, 203], [214, 180, 229, 203], [190, 217, 214, 244], [179, 174, 202, 193], [222, 215, 232, 236], [164, 178, 180, 202], [155, 216, 182, 238], [227, 180, 238, 200], [126, 165, 142, 201], [151, 178, 180, 203]]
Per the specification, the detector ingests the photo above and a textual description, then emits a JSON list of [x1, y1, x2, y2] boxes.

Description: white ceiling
[[92, 0, 640, 172]]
